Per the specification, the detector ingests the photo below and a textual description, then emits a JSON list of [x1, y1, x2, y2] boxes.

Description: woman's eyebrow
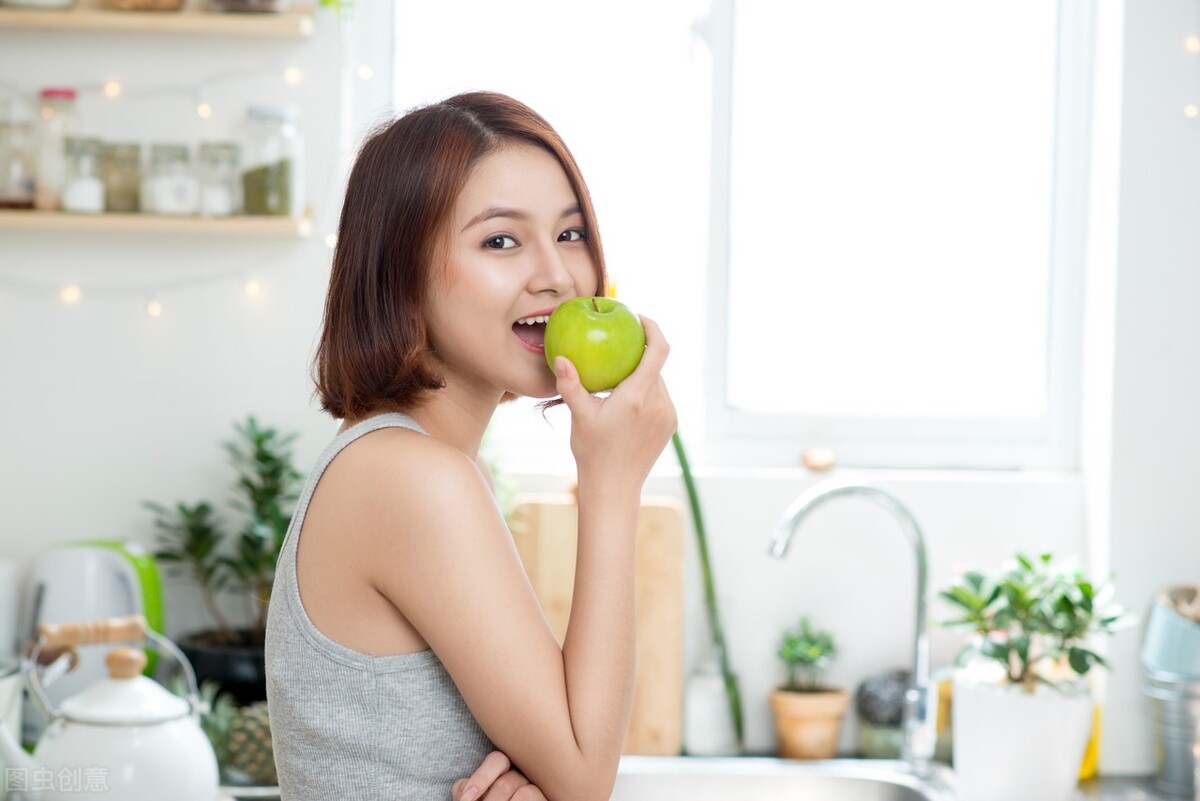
[[461, 204, 582, 233]]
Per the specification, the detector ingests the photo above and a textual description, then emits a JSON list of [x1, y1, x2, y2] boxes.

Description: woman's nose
[[528, 242, 575, 295]]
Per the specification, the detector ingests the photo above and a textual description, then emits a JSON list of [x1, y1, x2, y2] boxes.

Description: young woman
[[265, 92, 677, 801]]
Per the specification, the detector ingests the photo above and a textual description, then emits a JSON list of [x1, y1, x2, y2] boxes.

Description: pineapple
[[227, 701, 278, 786]]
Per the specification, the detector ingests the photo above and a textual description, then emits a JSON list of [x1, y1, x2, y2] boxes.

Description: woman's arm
[[362, 320, 674, 801]]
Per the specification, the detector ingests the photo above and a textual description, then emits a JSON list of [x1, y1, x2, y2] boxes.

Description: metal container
[[1144, 668, 1200, 797]]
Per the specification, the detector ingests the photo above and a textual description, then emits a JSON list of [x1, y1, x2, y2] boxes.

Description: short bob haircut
[[314, 91, 608, 421]]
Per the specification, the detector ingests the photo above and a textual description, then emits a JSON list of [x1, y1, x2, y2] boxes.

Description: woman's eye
[[484, 235, 518, 250], [558, 227, 587, 243]]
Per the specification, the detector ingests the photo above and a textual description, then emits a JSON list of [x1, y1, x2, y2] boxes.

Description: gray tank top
[[265, 412, 493, 801]]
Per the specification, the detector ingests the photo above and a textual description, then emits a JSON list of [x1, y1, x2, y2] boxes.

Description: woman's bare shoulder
[[325, 427, 492, 517]]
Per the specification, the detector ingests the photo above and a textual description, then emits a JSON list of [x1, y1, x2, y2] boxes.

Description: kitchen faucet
[[769, 479, 937, 776]]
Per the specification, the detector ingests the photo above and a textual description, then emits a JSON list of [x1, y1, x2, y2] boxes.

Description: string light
[[0, 53, 369, 318], [1186, 104, 1199, 119], [1, 58, 315, 123]]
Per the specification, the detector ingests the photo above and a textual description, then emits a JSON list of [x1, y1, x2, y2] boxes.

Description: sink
[[612, 756, 957, 801]]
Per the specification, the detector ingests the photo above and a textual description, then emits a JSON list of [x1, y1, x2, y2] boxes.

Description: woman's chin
[[518, 375, 561, 401]]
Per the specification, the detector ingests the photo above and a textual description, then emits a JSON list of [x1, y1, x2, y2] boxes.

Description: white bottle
[[683, 649, 739, 756], [33, 87, 78, 211]]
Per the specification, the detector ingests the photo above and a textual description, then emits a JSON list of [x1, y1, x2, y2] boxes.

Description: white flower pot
[[953, 674, 1094, 801]]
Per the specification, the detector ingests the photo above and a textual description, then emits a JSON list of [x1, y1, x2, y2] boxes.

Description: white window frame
[[702, 0, 1095, 471]]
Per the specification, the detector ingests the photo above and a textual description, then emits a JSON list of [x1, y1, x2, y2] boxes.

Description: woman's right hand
[[452, 751, 547, 801], [553, 315, 677, 491]]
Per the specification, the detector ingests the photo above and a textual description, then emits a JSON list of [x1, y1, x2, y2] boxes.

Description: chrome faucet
[[769, 479, 937, 775]]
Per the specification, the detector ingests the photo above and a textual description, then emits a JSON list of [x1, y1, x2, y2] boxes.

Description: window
[[707, 0, 1093, 470], [382, 0, 1092, 472]]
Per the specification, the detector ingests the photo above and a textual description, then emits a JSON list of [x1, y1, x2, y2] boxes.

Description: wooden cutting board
[[508, 493, 684, 756]]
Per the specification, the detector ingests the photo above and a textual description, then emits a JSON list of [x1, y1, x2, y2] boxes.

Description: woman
[[265, 92, 677, 801]]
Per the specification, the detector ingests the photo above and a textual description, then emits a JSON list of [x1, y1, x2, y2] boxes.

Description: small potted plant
[[147, 416, 304, 706], [769, 616, 850, 759], [939, 552, 1131, 801]]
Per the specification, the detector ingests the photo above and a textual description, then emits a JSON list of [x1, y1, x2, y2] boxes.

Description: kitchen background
[[0, 0, 1197, 779]]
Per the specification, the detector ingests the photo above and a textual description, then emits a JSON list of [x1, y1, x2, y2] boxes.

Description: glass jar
[[242, 104, 303, 217], [141, 143, 199, 215], [61, 137, 105, 214], [33, 87, 78, 211], [99, 143, 141, 213], [0, 120, 36, 209], [197, 142, 241, 217]]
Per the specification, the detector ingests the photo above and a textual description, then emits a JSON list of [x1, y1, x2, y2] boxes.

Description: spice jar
[[33, 87, 78, 211], [99, 143, 141, 213], [0, 119, 35, 209], [197, 142, 241, 217], [61, 137, 105, 214], [141, 143, 199, 215], [242, 104, 304, 217]]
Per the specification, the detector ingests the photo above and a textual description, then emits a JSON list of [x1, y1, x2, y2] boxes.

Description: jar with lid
[[242, 104, 304, 217], [197, 142, 241, 217], [141, 143, 199, 215], [99, 143, 141, 213], [61, 137, 105, 214], [0, 117, 35, 210], [33, 87, 78, 211]]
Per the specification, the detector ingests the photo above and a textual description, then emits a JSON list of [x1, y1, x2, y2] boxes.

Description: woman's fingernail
[[462, 786, 480, 801], [555, 357, 567, 378]]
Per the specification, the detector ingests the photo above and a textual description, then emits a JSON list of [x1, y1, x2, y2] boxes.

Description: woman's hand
[[452, 751, 546, 801], [553, 315, 677, 492]]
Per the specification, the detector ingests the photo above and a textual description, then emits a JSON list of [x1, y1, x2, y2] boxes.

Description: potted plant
[[939, 552, 1131, 801], [147, 416, 304, 705], [769, 616, 850, 759]]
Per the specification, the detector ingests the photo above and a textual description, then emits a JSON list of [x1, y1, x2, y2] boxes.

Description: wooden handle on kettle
[[37, 615, 148, 649]]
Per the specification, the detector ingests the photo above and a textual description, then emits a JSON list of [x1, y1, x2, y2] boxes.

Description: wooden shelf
[[0, 0, 314, 38], [0, 208, 313, 237]]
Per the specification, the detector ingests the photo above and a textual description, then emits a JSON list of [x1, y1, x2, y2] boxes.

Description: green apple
[[544, 297, 646, 392]]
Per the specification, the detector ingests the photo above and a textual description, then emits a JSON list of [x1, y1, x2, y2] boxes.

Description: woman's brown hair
[[314, 91, 608, 420]]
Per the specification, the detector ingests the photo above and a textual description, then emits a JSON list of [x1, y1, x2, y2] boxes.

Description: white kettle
[[0, 616, 218, 801]]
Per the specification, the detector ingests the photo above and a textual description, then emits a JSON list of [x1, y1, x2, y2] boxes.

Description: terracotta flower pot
[[770, 687, 851, 759]]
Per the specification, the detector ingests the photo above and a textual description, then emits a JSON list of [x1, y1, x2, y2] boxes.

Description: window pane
[[726, 1, 1057, 419]]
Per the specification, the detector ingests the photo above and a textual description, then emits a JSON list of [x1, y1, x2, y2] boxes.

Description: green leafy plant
[[777, 616, 838, 692], [147, 416, 304, 646], [939, 552, 1131, 692]]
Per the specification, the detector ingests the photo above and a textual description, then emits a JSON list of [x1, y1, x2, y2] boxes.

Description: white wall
[[0, 0, 1195, 776], [509, 468, 1085, 756], [1097, 0, 1200, 774], [0, 13, 351, 636]]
